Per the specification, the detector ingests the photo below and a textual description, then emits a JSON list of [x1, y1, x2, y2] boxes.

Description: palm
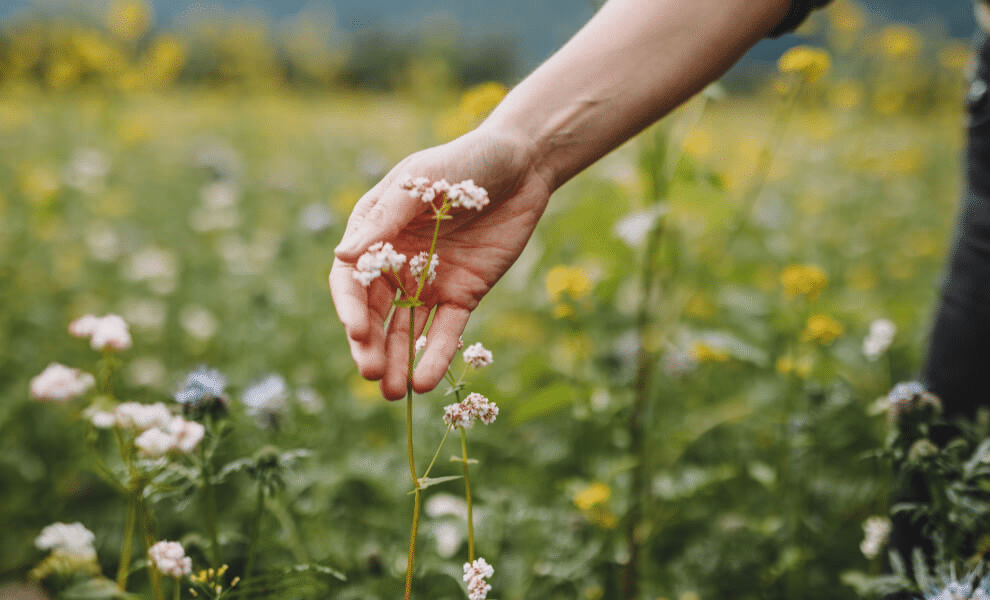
[[330, 129, 551, 399]]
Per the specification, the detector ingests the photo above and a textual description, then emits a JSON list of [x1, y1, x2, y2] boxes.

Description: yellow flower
[[939, 42, 971, 72], [574, 482, 611, 511], [776, 355, 813, 378], [830, 80, 863, 110], [108, 0, 152, 42], [879, 25, 921, 60], [691, 342, 730, 364], [828, 0, 865, 33], [777, 46, 831, 83], [801, 315, 845, 345], [780, 264, 828, 300], [145, 35, 186, 86], [459, 82, 508, 118], [546, 265, 592, 303]]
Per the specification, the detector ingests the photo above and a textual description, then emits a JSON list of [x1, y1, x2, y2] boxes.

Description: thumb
[[334, 176, 425, 261]]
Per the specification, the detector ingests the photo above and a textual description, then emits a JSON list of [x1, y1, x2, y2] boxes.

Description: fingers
[[334, 173, 425, 261], [329, 258, 394, 380], [380, 305, 431, 400], [413, 305, 471, 394]]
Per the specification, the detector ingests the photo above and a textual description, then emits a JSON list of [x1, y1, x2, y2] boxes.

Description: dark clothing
[[922, 31, 990, 417], [769, 0, 834, 37]]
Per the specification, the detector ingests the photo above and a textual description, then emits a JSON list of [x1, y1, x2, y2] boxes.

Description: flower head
[[148, 540, 192, 578], [443, 392, 498, 429], [863, 318, 896, 360], [801, 314, 845, 345], [409, 251, 439, 284], [175, 366, 228, 418], [353, 241, 407, 287], [30, 363, 95, 402], [35, 522, 97, 561], [114, 402, 173, 431], [859, 516, 891, 559], [463, 558, 494, 600], [399, 175, 489, 211], [780, 264, 828, 299], [886, 381, 942, 423], [463, 342, 493, 369], [69, 314, 132, 351], [242, 374, 289, 428], [777, 46, 831, 83]]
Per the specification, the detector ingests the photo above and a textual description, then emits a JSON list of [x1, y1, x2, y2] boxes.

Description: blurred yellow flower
[[691, 342, 730, 364], [879, 25, 921, 60], [145, 35, 186, 86], [777, 46, 831, 83], [801, 315, 845, 345], [827, 0, 865, 33], [546, 265, 592, 303], [682, 129, 714, 160], [460, 82, 508, 118], [19, 166, 59, 205], [780, 264, 828, 300], [108, 0, 152, 42], [573, 482, 610, 511], [939, 42, 971, 72], [830, 80, 864, 110], [776, 355, 813, 377]]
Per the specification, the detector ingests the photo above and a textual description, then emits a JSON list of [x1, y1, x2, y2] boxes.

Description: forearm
[[483, 0, 791, 191]]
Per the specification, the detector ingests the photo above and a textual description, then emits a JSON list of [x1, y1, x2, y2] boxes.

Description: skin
[[330, 0, 792, 400]]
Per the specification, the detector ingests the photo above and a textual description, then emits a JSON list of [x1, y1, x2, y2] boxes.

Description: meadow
[[0, 1, 985, 599]]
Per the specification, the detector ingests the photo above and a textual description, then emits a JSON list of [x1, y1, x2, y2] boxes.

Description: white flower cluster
[[863, 318, 896, 360], [353, 241, 407, 287], [463, 342, 493, 369], [69, 314, 132, 351], [88, 402, 204, 457], [927, 577, 990, 600], [409, 251, 439, 284], [35, 522, 97, 561], [242, 373, 289, 427], [859, 516, 891, 559], [443, 392, 498, 429], [30, 363, 95, 402], [415, 335, 428, 354], [400, 175, 490, 211], [148, 540, 192, 578], [463, 557, 494, 600], [134, 416, 205, 457]]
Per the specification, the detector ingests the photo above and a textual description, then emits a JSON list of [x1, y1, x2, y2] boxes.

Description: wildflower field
[[4, 1, 990, 599]]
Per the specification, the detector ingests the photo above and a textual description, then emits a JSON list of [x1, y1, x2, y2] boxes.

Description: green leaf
[[392, 298, 423, 308], [283, 563, 347, 582], [409, 475, 464, 494], [511, 382, 575, 424]]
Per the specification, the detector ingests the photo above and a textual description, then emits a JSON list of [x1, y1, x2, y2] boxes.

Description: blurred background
[[0, 1, 983, 599]]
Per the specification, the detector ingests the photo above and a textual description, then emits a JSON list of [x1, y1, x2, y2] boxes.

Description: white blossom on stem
[[863, 318, 896, 360], [859, 516, 891, 559], [353, 241, 407, 287], [69, 314, 132, 351], [463, 558, 494, 600], [114, 402, 173, 431], [463, 342, 493, 369], [399, 175, 489, 211], [443, 392, 498, 429], [409, 251, 439, 284], [35, 522, 97, 561], [148, 540, 192, 578], [30, 363, 95, 402]]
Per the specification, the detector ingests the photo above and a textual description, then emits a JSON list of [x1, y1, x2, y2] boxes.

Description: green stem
[[414, 214, 444, 299], [138, 495, 164, 600], [405, 304, 421, 600], [172, 577, 181, 600], [460, 428, 475, 562], [421, 426, 453, 481], [116, 495, 137, 590], [242, 479, 266, 598], [201, 432, 221, 570]]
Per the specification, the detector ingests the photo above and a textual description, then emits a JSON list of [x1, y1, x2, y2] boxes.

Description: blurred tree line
[[0, 0, 519, 94]]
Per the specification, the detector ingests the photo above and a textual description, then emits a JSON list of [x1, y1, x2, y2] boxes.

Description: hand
[[330, 126, 552, 400]]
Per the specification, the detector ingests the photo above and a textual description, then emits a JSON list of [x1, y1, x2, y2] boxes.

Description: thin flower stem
[[405, 488, 422, 600], [172, 578, 181, 600], [414, 212, 444, 299], [421, 426, 453, 481], [242, 479, 266, 599], [138, 496, 164, 600], [405, 304, 421, 600], [116, 495, 137, 590], [201, 440, 221, 570], [460, 428, 475, 562]]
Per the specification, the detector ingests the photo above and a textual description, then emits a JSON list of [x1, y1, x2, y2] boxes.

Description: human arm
[[331, 0, 793, 399]]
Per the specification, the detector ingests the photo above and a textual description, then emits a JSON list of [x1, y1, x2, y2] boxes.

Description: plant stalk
[[460, 428, 475, 562], [116, 495, 137, 590]]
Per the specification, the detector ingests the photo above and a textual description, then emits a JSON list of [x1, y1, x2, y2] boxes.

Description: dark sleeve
[[767, 0, 834, 38]]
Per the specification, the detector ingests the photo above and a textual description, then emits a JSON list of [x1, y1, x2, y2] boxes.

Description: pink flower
[[409, 251, 439, 284], [463, 558, 494, 600], [30, 363, 95, 402], [399, 175, 489, 211], [443, 393, 498, 429]]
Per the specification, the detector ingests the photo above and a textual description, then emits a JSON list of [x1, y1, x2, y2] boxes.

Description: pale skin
[[330, 0, 793, 400]]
